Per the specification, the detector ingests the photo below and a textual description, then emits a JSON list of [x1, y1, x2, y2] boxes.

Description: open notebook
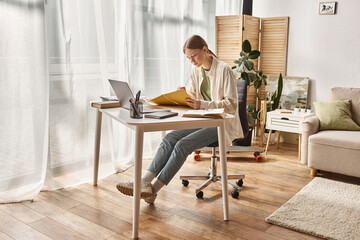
[[182, 108, 226, 119]]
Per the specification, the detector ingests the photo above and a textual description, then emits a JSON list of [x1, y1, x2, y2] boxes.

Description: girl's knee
[[163, 132, 179, 145], [160, 134, 176, 149], [173, 140, 194, 156]]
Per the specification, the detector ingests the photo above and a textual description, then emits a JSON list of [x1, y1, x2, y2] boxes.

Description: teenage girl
[[116, 35, 243, 203]]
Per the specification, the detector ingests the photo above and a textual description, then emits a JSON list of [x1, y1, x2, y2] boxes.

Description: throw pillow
[[314, 100, 360, 131]]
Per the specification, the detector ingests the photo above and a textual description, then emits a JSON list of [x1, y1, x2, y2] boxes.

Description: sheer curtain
[[0, 0, 48, 203], [0, 0, 241, 203]]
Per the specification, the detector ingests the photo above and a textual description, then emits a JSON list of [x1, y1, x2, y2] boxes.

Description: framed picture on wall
[[319, 2, 336, 15]]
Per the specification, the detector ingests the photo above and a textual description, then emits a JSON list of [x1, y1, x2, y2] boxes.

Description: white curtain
[[0, 0, 241, 203], [0, 0, 48, 203], [216, 0, 243, 16]]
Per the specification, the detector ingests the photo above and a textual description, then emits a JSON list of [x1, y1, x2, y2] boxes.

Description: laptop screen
[[108, 79, 134, 110]]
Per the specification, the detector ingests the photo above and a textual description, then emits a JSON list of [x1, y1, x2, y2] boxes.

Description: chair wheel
[[194, 150, 201, 154], [194, 154, 200, 161], [182, 179, 189, 187], [231, 191, 239, 198], [236, 179, 243, 187], [196, 191, 204, 199], [253, 152, 259, 157], [256, 155, 263, 162]]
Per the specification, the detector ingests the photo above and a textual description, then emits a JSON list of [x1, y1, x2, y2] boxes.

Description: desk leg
[[217, 122, 229, 221], [93, 110, 102, 186], [132, 126, 144, 239]]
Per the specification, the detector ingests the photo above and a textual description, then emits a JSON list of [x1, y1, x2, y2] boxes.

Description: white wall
[[253, 0, 360, 104]]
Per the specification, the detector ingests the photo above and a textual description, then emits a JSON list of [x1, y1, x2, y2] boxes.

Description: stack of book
[[91, 100, 120, 109]]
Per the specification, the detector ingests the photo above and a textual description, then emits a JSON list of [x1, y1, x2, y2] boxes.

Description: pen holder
[[130, 102, 143, 119]]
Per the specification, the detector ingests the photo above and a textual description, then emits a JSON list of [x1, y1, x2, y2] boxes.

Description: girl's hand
[[186, 98, 201, 109], [177, 86, 186, 90]]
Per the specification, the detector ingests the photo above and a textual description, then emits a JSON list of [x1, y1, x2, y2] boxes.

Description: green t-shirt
[[201, 68, 212, 101]]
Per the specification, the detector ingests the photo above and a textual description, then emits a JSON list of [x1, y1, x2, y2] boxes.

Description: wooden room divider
[[215, 15, 289, 108]]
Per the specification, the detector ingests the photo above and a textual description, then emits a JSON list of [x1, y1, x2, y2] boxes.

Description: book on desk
[[144, 111, 178, 119], [182, 108, 226, 119], [91, 100, 121, 109]]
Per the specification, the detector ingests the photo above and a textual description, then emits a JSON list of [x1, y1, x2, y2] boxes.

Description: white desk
[[93, 106, 232, 239]]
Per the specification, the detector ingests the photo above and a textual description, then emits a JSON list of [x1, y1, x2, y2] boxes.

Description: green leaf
[[271, 93, 276, 101], [231, 65, 236, 69], [234, 60, 240, 64], [242, 40, 251, 53], [248, 72, 257, 81], [237, 63, 245, 73], [248, 50, 260, 59], [273, 73, 283, 110], [246, 104, 254, 112], [251, 112, 258, 119], [254, 79, 262, 89], [240, 52, 246, 57], [239, 56, 248, 63], [247, 115, 254, 125], [258, 70, 263, 76], [263, 79, 267, 85], [244, 61, 254, 71], [241, 72, 249, 81]]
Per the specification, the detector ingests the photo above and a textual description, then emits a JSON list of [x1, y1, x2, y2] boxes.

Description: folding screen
[[216, 15, 289, 107]]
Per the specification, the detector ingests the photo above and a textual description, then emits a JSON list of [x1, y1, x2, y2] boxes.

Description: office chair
[[180, 79, 249, 199]]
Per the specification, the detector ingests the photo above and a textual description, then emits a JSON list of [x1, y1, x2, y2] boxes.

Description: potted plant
[[233, 40, 284, 145], [294, 106, 300, 112], [306, 105, 312, 113], [233, 40, 267, 92], [300, 106, 306, 113], [232, 40, 267, 126]]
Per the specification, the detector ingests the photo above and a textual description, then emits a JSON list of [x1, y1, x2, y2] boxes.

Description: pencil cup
[[130, 102, 143, 119]]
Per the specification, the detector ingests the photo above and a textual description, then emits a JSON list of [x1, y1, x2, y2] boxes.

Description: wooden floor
[[2, 142, 357, 240]]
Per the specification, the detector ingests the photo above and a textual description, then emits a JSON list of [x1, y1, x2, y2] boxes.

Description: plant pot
[[306, 109, 312, 113], [232, 127, 253, 146], [294, 108, 300, 112], [300, 108, 306, 113], [263, 131, 277, 145]]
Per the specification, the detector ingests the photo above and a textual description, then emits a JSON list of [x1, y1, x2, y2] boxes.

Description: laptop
[[108, 79, 170, 113]]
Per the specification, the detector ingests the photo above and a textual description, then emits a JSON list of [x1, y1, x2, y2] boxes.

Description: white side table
[[265, 110, 314, 161]]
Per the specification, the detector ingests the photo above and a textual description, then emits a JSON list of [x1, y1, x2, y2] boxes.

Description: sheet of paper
[[147, 89, 190, 106]]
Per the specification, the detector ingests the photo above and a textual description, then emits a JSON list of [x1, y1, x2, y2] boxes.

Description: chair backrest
[[236, 79, 249, 137]]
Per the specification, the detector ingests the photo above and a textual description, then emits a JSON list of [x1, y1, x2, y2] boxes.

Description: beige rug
[[266, 177, 360, 240]]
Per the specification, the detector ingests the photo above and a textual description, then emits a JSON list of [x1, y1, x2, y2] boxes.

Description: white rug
[[266, 177, 360, 240]]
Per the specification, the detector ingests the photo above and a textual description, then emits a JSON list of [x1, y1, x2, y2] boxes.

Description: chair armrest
[[301, 116, 320, 164]]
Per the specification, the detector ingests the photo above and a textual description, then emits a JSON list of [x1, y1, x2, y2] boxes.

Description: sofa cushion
[[309, 130, 360, 151], [329, 87, 360, 126], [313, 100, 360, 131]]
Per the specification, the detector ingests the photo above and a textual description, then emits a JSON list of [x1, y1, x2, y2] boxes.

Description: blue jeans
[[148, 127, 218, 185]]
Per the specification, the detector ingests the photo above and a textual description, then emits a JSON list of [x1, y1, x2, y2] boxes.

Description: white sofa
[[301, 87, 360, 177]]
